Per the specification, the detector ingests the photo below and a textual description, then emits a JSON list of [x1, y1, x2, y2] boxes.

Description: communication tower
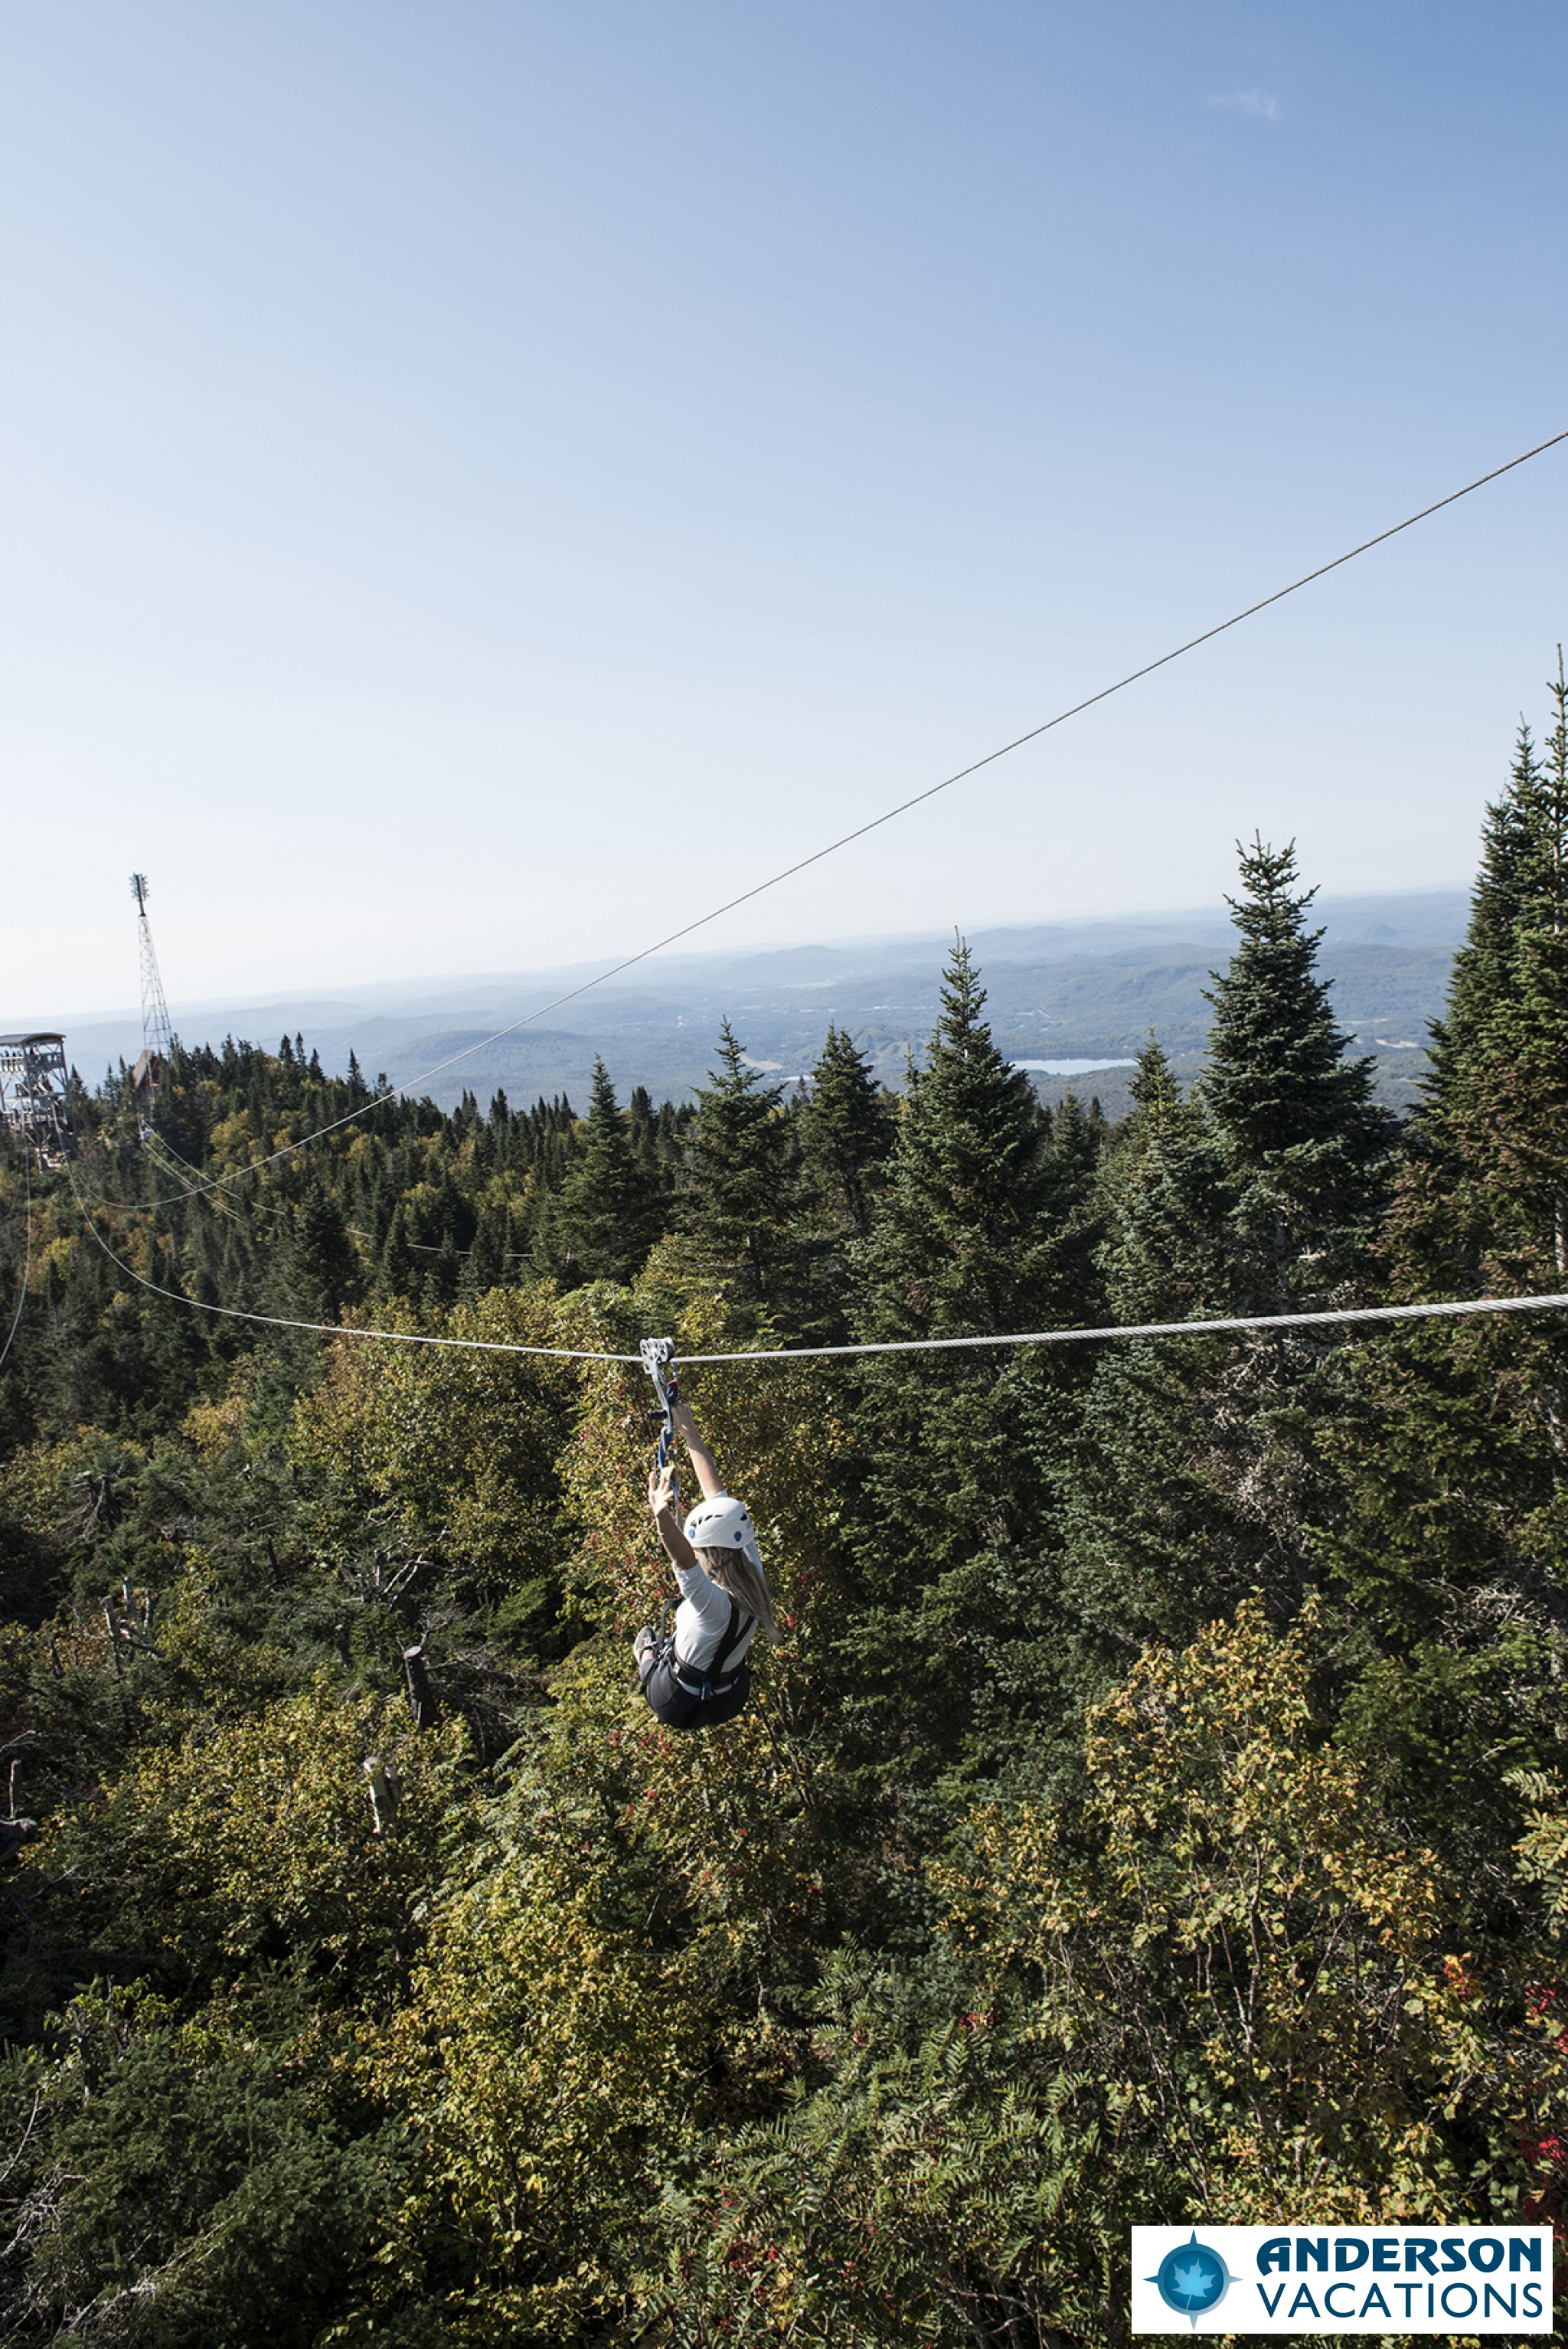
[[0, 1034, 77, 1162], [129, 873, 177, 1115]]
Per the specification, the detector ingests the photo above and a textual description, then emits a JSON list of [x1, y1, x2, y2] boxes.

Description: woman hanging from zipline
[[636, 1395, 778, 1730]]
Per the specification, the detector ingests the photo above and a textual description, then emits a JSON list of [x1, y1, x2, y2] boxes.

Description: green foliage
[[0, 1982, 396, 2349], [289, 1176, 361, 1319], [1318, 667, 1568, 1897], [943, 1600, 1547, 2226], [1200, 835, 1396, 1303], [34, 1679, 473, 2006], [5, 691, 1568, 2341], [856, 941, 1059, 1342], [536, 1057, 664, 1286], [679, 1022, 805, 1325], [652, 1607, 1563, 2344], [1063, 841, 1398, 1677], [824, 943, 1106, 1812], [798, 1024, 893, 1237]]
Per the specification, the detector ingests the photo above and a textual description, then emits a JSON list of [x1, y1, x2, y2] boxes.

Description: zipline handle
[[639, 1337, 681, 1515]]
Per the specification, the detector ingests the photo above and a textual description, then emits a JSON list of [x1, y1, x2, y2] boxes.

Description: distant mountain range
[[11, 887, 1471, 1121]]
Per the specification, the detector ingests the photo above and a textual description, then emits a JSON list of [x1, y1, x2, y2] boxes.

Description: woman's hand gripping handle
[[648, 1461, 696, 1572]]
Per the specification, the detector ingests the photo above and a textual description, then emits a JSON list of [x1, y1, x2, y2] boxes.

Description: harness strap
[[670, 1593, 754, 1700]]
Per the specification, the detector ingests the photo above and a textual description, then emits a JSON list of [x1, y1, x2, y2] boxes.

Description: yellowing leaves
[[940, 1601, 1554, 2225], [41, 1678, 473, 1995]]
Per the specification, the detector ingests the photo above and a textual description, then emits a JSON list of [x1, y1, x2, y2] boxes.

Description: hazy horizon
[[6, 878, 1474, 1034], [7, 877, 1466, 1125]]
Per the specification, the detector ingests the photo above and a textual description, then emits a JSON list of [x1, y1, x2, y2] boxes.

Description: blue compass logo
[[1147, 2231, 1232, 2325]]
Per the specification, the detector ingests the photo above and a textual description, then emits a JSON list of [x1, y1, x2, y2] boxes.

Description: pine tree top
[[858, 937, 1057, 1336], [1200, 835, 1383, 1162]]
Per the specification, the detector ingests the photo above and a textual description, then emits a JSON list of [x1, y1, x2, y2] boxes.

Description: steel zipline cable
[[114, 423, 1568, 1217], [62, 1157, 1568, 1367]]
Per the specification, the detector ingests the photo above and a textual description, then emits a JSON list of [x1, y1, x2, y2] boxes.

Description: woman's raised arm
[[671, 1400, 724, 1501]]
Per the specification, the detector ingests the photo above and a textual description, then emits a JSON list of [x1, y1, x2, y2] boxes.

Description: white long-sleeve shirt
[[672, 1554, 761, 1676]]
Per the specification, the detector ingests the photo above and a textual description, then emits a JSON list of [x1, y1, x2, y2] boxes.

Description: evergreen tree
[[1322, 662, 1568, 1903], [1094, 1037, 1232, 1322], [466, 1197, 511, 1292], [537, 1060, 662, 1287], [855, 945, 1055, 1340], [1200, 836, 1396, 1308], [1061, 841, 1395, 1678], [1392, 662, 1568, 1290], [290, 1179, 360, 1320], [1036, 1091, 1109, 1325], [377, 1203, 416, 1302], [825, 944, 1084, 1800], [798, 1026, 893, 1236], [680, 1023, 802, 1319], [1422, 723, 1541, 1118], [626, 1085, 661, 1188], [430, 1223, 462, 1306]]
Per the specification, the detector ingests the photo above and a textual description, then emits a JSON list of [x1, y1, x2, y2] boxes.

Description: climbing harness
[[641, 1592, 756, 1730]]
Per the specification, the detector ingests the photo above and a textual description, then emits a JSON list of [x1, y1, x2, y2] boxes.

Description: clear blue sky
[[5, 0, 1566, 1013]]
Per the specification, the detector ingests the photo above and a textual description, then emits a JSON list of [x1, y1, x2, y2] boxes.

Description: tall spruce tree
[[1061, 841, 1396, 1680], [821, 944, 1093, 1805], [1391, 663, 1568, 1290], [1322, 663, 1568, 1904], [626, 1086, 662, 1194], [464, 1196, 513, 1292], [855, 945, 1056, 1340], [1200, 836, 1396, 1307], [537, 1060, 662, 1287], [798, 1026, 892, 1237], [680, 1023, 802, 1321], [289, 1178, 360, 1320], [377, 1202, 416, 1302], [1094, 1036, 1233, 1322], [1422, 730, 1539, 1118]]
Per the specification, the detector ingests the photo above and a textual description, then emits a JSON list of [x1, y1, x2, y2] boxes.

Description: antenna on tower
[[129, 873, 177, 1125]]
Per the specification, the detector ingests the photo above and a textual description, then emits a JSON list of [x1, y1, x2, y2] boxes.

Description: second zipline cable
[[64, 1158, 1568, 1365]]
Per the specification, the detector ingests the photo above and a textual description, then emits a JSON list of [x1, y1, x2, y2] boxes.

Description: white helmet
[[684, 1492, 763, 1567]]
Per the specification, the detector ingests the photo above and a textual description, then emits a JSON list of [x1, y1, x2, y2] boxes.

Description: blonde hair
[[697, 1545, 779, 1648]]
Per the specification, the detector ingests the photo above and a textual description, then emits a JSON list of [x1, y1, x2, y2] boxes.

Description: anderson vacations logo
[[1131, 2225, 1553, 2334]]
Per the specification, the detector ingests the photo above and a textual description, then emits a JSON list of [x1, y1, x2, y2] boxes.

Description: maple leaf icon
[[1172, 2259, 1213, 2303], [1148, 2232, 1230, 2324]]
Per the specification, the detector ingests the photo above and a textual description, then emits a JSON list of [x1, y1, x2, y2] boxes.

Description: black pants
[[640, 1655, 752, 1731]]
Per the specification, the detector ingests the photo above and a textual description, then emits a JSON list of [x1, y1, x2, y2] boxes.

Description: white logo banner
[[1130, 2224, 1553, 2333]]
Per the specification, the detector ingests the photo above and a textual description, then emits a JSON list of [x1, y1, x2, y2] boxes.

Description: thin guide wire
[[66, 1162, 637, 1363], [118, 424, 1568, 1213]]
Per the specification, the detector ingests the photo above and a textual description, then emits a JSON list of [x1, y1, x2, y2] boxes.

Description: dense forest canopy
[[2, 673, 1567, 2344]]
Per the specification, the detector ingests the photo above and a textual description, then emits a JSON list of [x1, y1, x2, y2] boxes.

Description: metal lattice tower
[[129, 874, 177, 1117], [0, 1034, 77, 1162], [131, 874, 175, 1061]]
